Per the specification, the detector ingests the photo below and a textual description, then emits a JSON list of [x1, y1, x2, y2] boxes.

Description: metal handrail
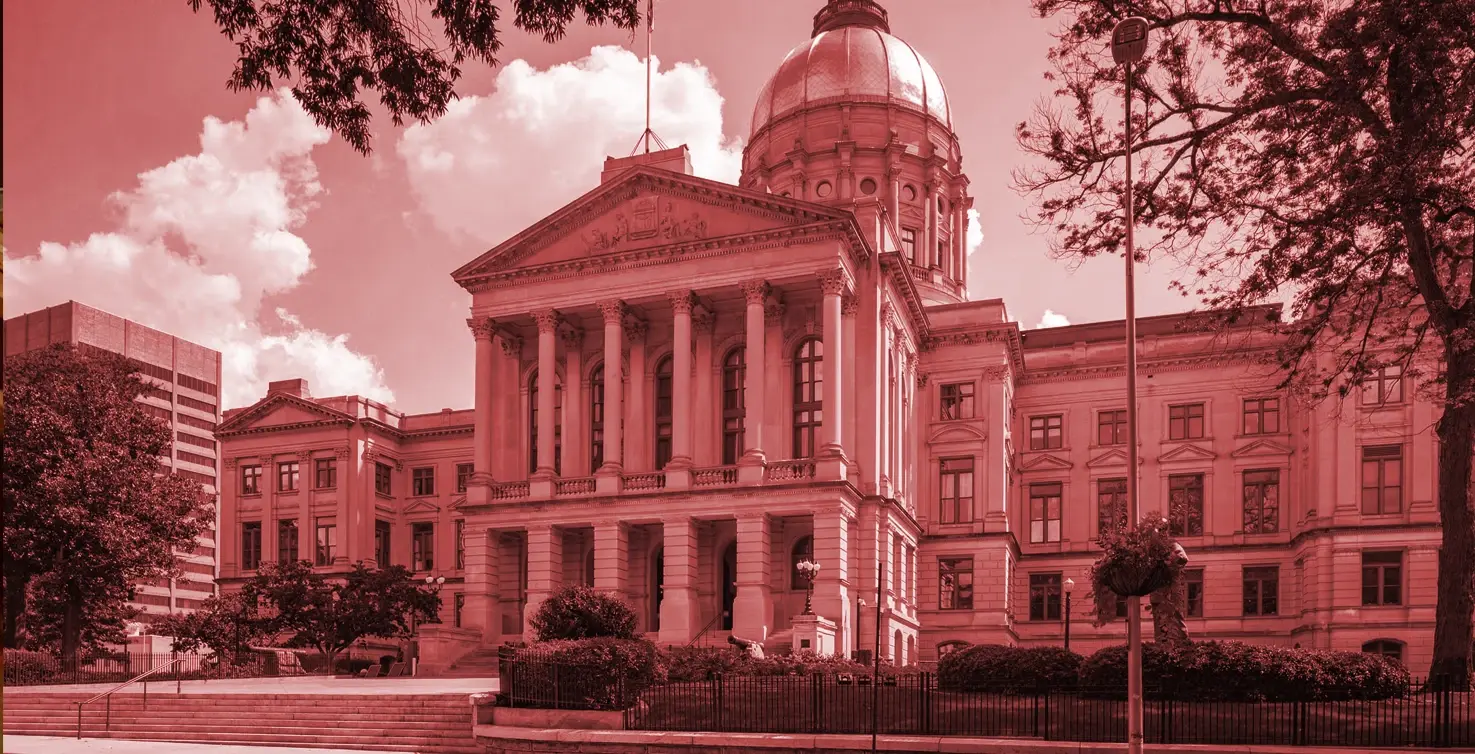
[[76, 657, 186, 739], [688, 610, 729, 646]]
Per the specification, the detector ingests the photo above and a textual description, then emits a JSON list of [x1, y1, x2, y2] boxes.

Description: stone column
[[496, 335, 523, 481], [468, 317, 497, 491], [593, 521, 629, 595], [596, 301, 626, 494], [693, 310, 716, 466], [733, 513, 773, 642], [738, 281, 770, 481], [462, 525, 498, 642], [659, 517, 698, 644], [625, 318, 649, 471], [818, 270, 848, 481], [764, 300, 786, 457], [842, 298, 859, 483], [954, 196, 970, 289], [983, 369, 1010, 532], [887, 165, 903, 226], [297, 451, 313, 562], [667, 291, 696, 486], [562, 326, 584, 478], [924, 184, 938, 269], [532, 311, 560, 488], [812, 507, 851, 654], [261, 455, 278, 566], [878, 308, 894, 497], [524, 525, 563, 641]]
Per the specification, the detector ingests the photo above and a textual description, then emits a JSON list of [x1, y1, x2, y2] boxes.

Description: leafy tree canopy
[[1019, 0, 1474, 685], [190, 0, 643, 154]]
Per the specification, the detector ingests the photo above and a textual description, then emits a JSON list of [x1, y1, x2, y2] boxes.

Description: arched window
[[722, 347, 746, 465], [792, 338, 823, 458], [1362, 639, 1404, 663], [791, 535, 814, 589], [528, 370, 563, 475], [654, 356, 674, 469], [589, 365, 605, 473]]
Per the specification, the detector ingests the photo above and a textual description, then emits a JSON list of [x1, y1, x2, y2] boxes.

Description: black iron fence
[[3, 653, 220, 687], [497, 648, 647, 711], [624, 673, 1475, 748]]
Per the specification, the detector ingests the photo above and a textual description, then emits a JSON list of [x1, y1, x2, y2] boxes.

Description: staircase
[[2, 692, 482, 753], [439, 647, 502, 678], [763, 628, 795, 656]]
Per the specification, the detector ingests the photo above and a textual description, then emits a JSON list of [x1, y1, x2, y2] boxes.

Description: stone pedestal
[[416, 625, 483, 676], [790, 615, 837, 656]]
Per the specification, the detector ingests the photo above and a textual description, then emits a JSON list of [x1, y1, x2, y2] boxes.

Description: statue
[[728, 634, 766, 660], [1149, 542, 1192, 649]]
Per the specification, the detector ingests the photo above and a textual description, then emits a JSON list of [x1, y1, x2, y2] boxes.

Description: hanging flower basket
[[1091, 515, 1182, 602], [1101, 558, 1175, 597]]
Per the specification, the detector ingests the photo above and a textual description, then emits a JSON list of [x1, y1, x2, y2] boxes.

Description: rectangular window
[[241, 464, 262, 495], [1362, 551, 1403, 606], [176, 413, 216, 432], [456, 463, 474, 494], [455, 519, 466, 570], [1243, 397, 1281, 435], [412, 522, 435, 572], [1185, 568, 1204, 617], [277, 461, 299, 492], [1243, 566, 1279, 616], [938, 558, 973, 610], [1168, 474, 1205, 536], [1168, 403, 1206, 440], [1242, 469, 1281, 534], [313, 458, 336, 489], [176, 449, 215, 468], [277, 519, 298, 563], [901, 227, 918, 263], [1029, 573, 1063, 621], [1097, 478, 1128, 535], [1029, 414, 1064, 450], [375, 520, 391, 570], [454, 593, 466, 628], [1361, 445, 1403, 515], [1361, 364, 1405, 406], [241, 522, 262, 571], [938, 457, 975, 525], [939, 382, 975, 421], [1097, 410, 1127, 446], [176, 431, 215, 450], [375, 462, 392, 496], [178, 395, 217, 414], [412, 467, 435, 496], [315, 519, 336, 566], [1029, 482, 1062, 544]]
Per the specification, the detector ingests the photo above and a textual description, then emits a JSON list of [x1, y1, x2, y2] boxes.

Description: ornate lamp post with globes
[[796, 559, 821, 615]]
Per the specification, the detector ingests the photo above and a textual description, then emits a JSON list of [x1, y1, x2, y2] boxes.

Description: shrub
[[661, 645, 750, 682], [528, 585, 638, 641], [938, 644, 1083, 692], [659, 645, 916, 682], [3, 648, 61, 685], [1078, 641, 1411, 701], [511, 638, 664, 709]]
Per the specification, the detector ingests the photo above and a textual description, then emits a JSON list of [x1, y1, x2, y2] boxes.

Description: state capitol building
[[215, 0, 1442, 671]]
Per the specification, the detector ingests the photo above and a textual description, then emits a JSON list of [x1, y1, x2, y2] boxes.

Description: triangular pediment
[[1019, 452, 1073, 471], [452, 168, 855, 281], [1158, 443, 1217, 464], [1086, 447, 1131, 468], [929, 423, 988, 444], [1231, 438, 1294, 458], [448, 496, 469, 510], [217, 393, 354, 435], [403, 500, 440, 514]]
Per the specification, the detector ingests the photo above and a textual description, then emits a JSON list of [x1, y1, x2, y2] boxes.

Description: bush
[[3, 648, 61, 685], [661, 645, 750, 682], [509, 638, 664, 709], [529, 585, 638, 641], [937, 644, 1083, 692], [1078, 641, 1411, 701], [659, 645, 916, 682]]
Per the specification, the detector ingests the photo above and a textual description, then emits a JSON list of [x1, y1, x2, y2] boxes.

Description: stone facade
[[215, 0, 1441, 670]]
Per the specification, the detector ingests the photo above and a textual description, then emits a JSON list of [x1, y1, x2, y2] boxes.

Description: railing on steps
[[688, 610, 730, 646], [76, 656, 188, 739]]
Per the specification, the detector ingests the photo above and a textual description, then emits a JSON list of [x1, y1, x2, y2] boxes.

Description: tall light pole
[[1063, 577, 1074, 652], [1112, 16, 1150, 754]]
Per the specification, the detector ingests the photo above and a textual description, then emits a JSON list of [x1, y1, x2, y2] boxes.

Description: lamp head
[[1111, 17, 1150, 65], [1064, 577, 1075, 594]]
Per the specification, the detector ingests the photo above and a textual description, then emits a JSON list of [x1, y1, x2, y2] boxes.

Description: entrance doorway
[[651, 547, 664, 632], [721, 542, 737, 630]]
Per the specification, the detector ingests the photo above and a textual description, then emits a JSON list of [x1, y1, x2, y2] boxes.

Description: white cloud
[[398, 46, 745, 243], [966, 208, 983, 257], [1036, 310, 1072, 329], [4, 91, 394, 409]]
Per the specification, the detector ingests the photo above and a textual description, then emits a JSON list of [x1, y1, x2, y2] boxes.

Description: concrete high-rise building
[[5, 300, 223, 622]]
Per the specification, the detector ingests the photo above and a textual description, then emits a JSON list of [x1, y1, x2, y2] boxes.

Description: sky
[[2, 0, 1195, 413]]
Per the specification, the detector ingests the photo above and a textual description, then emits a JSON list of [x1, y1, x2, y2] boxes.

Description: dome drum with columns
[[742, 0, 970, 308]]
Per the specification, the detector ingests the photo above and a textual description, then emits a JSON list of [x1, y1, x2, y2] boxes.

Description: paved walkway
[[5, 675, 498, 695], [3, 737, 418, 754]]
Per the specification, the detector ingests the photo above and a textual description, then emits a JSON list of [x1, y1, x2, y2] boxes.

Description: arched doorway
[[721, 542, 737, 630], [650, 547, 664, 632]]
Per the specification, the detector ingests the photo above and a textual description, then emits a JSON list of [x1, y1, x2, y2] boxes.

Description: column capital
[[622, 317, 648, 343], [819, 268, 848, 296], [692, 310, 716, 334], [916, 370, 930, 388], [467, 316, 497, 341], [559, 325, 584, 350], [841, 296, 860, 317], [736, 511, 770, 523], [668, 290, 696, 315], [224, 458, 239, 471], [533, 309, 562, 334], [498, 334, 524, 358], [335, 446, 352, 460], [599, 300, 628, 324], [741, 280, 771, 305], [764, 301, 787, 327], [296, 450, 314, 463]]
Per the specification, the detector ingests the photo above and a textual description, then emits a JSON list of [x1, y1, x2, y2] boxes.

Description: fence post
[[553, 663, 561, 710], [1032, 691, 1040, 738], [1042, 686, 1051, 741], [920, 673, 930, 736], [715, 674, 724, 732]]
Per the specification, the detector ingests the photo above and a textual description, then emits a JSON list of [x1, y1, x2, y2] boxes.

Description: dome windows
[[859, 178, 878, 195], [815, 180, 834, 198], [903, 184, 918, 203]]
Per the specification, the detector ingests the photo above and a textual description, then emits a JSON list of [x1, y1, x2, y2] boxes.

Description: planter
[[1102, 561, 1174, 597]]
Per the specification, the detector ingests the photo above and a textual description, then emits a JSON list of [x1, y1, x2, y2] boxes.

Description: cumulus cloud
[[4, 91, 394, 408], [966, 208, 983, 257], [1036, 310, 1072, 329], [398, 46, 745, 243]]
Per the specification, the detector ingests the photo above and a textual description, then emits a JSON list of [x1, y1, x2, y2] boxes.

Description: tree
[[3, 344, 213, 663], [189, 0, 643, 154], [529, 584, 638, 641], [1018, 0, 1475, 684], [18, 573, 141, 659], [155, 591, 275, 665], [243, 560, 440, 670]]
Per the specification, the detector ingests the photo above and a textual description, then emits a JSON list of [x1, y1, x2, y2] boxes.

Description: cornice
[[1016, 349, 1278, 385], [877, 251, 930, 342], [215, 392, 358, 435], [923, 325, 1026, 375], [215, 418, 355, 439]]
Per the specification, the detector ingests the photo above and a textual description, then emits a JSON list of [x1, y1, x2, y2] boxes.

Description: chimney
[[601, 144, 693, 184], [267, 378, 311, 399]]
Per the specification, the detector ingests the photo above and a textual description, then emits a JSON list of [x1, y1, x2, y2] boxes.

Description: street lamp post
[[410, 576, 446, 676], [1063, 577, 1074, 652], [1111, 16, 1150, 754]]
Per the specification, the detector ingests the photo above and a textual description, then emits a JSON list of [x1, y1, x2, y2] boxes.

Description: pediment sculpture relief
[[585, 197, 708, 253]]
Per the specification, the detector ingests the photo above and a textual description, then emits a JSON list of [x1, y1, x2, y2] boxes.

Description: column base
[[736, 450, 767, 485], [657, 587, 698, 645], [732, 585, 772, 643], [664, 465, 693, 490], [529, 469, 556, 499], [816, 444, 849, 482], [594, 465, 624, 495], [983, 511, 1008, 534], [466, 475, 495, 507]]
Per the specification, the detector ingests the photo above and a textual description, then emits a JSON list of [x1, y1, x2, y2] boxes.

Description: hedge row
[[937, 641, 1411, 701]]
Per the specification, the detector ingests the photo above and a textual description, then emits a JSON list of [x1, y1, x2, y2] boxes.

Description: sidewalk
[[2, 736, 418, 754]]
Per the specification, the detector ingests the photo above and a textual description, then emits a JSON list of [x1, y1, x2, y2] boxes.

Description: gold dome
[[749, 1, 951, 137]]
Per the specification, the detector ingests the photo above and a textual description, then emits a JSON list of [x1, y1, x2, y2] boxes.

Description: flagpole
[[643, 0, 652, 154]]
